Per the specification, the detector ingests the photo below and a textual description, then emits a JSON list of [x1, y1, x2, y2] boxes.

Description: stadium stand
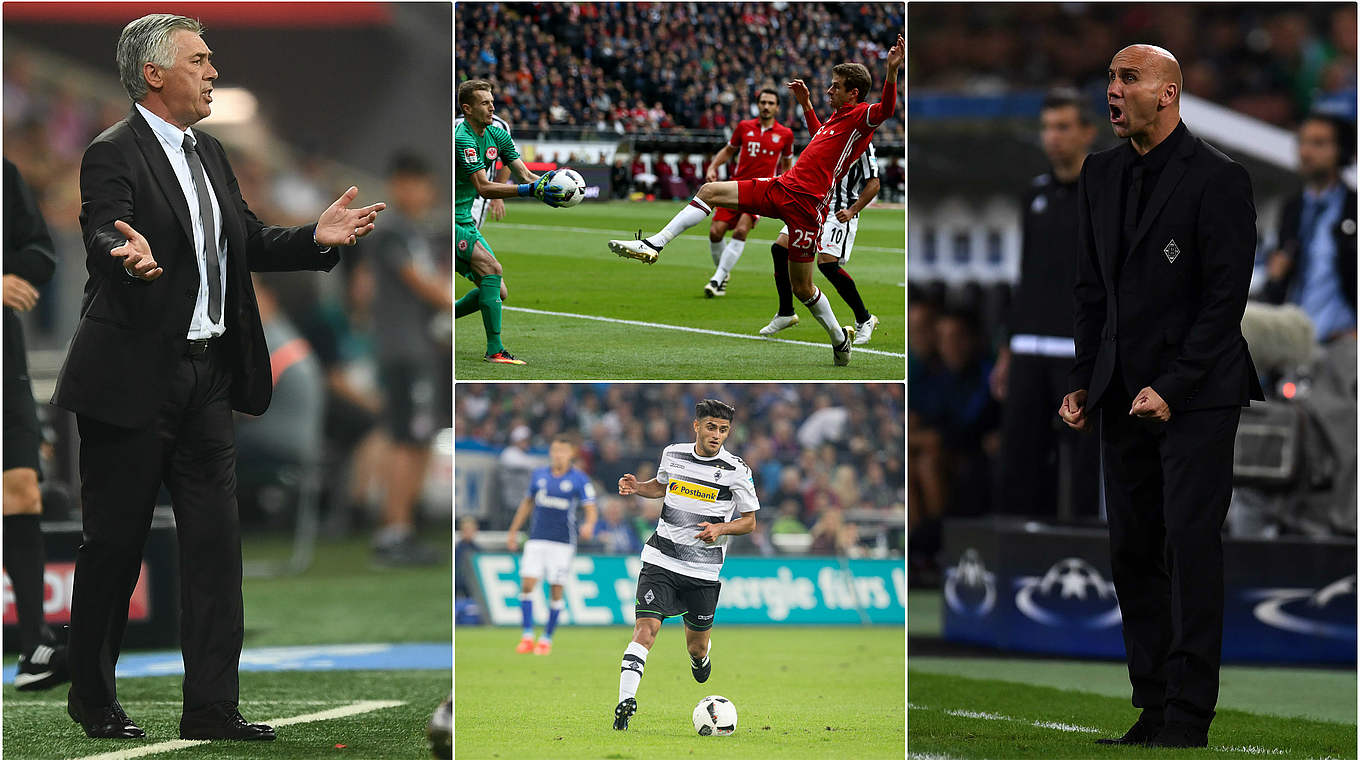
[[453, 383, 905, 566]]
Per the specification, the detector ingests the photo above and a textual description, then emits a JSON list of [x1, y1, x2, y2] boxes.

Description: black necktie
[[182, 133, 222, 324], [1124, 162, 1144, 249]]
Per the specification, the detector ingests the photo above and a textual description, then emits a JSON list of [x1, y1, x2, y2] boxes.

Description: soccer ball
[[426, 692, 451, 759], [547, 168, 586, 208], [692, 695, 738, 736]]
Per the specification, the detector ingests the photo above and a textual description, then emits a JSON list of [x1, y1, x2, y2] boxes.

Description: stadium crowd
[[454, 2, 905, 139], [455, 383, 906, 559], [909, 3, 1356, 126]]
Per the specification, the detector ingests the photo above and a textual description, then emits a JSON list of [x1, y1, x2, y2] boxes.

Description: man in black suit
[[53, 14, 385, 741], [1058, 45, 1263, 749]]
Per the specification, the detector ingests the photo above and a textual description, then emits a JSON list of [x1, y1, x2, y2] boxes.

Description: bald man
[[1059, 45, 1263, 749]]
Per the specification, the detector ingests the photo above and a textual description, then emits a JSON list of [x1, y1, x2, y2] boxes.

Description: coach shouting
[[53, 14, 383, 741], [1059, 44, 1263, 749]]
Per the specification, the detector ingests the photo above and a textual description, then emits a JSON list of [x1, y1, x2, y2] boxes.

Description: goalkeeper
[[456, 79, 568, 365]]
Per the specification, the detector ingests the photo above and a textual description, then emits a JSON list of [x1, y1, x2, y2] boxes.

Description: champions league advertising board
[[941, 519, 1355, 664]]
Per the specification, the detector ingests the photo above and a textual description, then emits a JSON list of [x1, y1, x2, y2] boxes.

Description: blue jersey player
[[506, 434, 598, 655]]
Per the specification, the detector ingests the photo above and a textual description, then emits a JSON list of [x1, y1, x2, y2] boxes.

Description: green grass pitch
[[908, 670, 1356, 759], [454, 624, 905, 758], [3, 536, 452, 759], [455, 200, 905, 379], [907, 591, 1358, 759]]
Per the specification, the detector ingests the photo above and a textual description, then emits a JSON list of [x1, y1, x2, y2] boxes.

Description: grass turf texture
[[907, 670, 1356, 759], [2, 535, 452, 759], [2, 670, 447, 759], [454, 624, 905, 758], [455, 200, 905, 379]]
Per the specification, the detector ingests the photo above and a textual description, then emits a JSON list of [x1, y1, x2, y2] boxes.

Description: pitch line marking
[[914, 702, 1307, 755], [67, 700, 406, 760], [502, 306, 907, 358], [491, 222, 904, 254]]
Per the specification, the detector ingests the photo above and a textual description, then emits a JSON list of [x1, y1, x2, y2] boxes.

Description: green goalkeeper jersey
[[455, 120, 520, 226]]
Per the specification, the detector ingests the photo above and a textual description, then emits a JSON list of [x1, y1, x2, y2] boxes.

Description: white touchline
[[494, 222, 902, 255], [67, 700, 406, 760], [914, 702, 1308, 756], [501, 306, 907, 358]]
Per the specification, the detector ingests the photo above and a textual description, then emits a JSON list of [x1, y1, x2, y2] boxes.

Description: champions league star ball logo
[[1248, 574, 1357, 640], [943, 548, 996, 617], [1014, 558, 1122, 629]]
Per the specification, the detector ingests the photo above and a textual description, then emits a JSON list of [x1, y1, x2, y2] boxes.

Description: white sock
[[648, 198, 712, 249], [709, 239, 725, 267], [713, 238, 747, 282], [802, 288, 846, 345], [618, 641, 648, 702]]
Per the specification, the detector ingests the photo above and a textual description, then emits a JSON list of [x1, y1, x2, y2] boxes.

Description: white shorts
[[779, 213, 859, 264], [520, 539, 575, 586], [470, 195, 489, 228]]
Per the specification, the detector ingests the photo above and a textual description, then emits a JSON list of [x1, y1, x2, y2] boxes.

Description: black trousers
[[69, 342, 243, 713], [1100, 383, 1240, 731], [998, 353, 1101, 517]]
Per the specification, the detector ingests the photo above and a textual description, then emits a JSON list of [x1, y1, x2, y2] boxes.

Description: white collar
[[135, 102, 196, 151]]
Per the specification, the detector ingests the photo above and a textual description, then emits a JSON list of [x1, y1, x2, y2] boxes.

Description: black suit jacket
[[1071, 124, 1265, 411], [1263, 187, 1358, 312], [53, 108, 339, 428]]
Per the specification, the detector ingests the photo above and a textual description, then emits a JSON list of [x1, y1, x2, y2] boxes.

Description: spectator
[[1261, 113, 1357, 343], [611, 158, 631, 199], [594, 496, 642, 554], [770, 500, 810, 536], [455, 516, 480, 598]]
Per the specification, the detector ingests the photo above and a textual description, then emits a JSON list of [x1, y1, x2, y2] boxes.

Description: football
[[692, 695, 738, 736], [426, 692, 452, 759], [547, 168, 586, 208]]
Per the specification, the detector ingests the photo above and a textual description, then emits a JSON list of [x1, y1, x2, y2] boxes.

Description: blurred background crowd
[[456, 1, 904, 137], [910, 2, 1356, 125], [4, 4, 453, 566], [454, 383, 906, 573]]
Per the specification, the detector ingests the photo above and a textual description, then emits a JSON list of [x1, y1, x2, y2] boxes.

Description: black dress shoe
[[1148, 724, 1209, 748], [1095, 716, 1163, 745], [68, 697, 147, 739], [180, 704, 276, 741]]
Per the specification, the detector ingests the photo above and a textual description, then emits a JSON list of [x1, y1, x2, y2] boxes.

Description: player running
[[456, 79, 568, 365], [611, 399, 759, 731], [454, 111, 513, 229], [762, 140, 880, 343], [506, 434, 598, 655], [701, 89, 793, 298], [609, 33, 902, 366]]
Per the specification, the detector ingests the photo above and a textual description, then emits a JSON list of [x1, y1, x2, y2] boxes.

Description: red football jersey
[[727, 118, 794, 180], [778, 101, 886, 202]]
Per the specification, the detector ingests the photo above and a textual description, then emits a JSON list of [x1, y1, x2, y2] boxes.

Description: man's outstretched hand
[[886, 33, 904, 71], [111, 220, 163, 281], [785, 78, 811, 107], [315, 186, 386, 247]]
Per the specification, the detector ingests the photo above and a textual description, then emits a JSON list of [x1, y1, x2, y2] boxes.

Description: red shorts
[[712, 206, 758, 227], [736, 178, 825, 262]]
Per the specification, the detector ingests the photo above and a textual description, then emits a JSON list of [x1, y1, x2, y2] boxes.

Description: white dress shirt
[[134, 103, 228, 339]]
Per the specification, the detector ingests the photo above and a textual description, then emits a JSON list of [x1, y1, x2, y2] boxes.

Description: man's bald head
[[1113, 44, 1183, 102], [1107, 44, 1184, 152]]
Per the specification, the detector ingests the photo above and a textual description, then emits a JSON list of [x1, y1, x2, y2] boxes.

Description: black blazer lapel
[[128, 108, 195, 246], [1100, 151, 1131, 286], [1127, 136, 1197, 254]]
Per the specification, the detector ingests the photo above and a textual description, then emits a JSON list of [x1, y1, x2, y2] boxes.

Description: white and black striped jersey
[[828, 141, 879, 214], [642, 443, 760, 581]]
